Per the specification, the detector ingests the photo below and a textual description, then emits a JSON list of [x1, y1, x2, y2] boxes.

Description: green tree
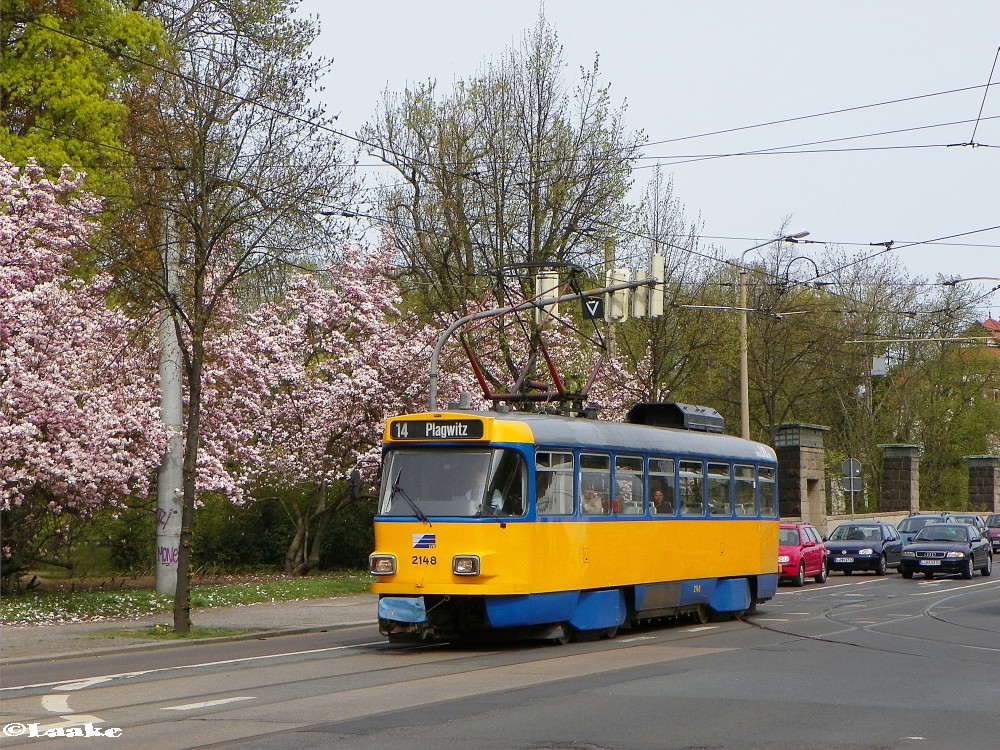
[[361, 13, 645, 324], [904, 335, 1000, 507], [613, 168, 730, 408], [102, 0, 359, 631], [0, 0, 163, 196]]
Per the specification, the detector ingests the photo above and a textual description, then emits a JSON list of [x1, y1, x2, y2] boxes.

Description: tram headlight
[[369, 554, 396, 576], [452, 555, 480, 576]]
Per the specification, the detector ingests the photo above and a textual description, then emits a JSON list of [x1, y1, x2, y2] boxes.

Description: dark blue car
[[897, 513, 955, 545], [900, 523, 993, 579], [824, 522, 903, 575]]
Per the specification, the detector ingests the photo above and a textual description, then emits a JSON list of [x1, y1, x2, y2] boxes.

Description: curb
[[0, 619, 376, 668]]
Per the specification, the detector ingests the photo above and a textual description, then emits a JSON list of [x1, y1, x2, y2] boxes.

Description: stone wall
[[967, 456, 1000, 513], [878, 444, 921, 513], [774, 424, 829, 524]]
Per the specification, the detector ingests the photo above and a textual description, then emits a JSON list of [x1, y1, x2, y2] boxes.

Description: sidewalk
[[0, 594, 378, 666]]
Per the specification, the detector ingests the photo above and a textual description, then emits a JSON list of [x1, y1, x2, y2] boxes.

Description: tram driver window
[[536, 451, 574, 516], [484, 449, 526, 517]]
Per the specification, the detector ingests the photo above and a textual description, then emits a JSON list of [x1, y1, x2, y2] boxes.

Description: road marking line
[[1, 641, 386, 693], [912, 578, 999, 595], [789, 578, 882, 591], [685, 626, 717, 632], [163, 697, 255, 711], [59, 677, 115, 691], [42, 695, 71, 713]]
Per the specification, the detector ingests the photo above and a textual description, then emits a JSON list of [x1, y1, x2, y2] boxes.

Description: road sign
[[842, 458, 861, 477], [582, 295, 604, 320], [841, 476, 862, 493]]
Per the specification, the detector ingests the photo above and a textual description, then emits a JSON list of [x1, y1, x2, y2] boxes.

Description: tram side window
[[536, 451, 574, 516], [485, 449, 526, 517], [707, 462, 731, 517], [615, 455, 644, 515], [649, 457, 675, 515], [734, 464, 756, 517], [759, 467, 777, 518], [580, 453, 611, 516], [679, 460, 705, 516]]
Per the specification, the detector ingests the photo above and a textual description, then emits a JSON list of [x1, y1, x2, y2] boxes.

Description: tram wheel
[[548, 624, 572, 646], [696, 604, 710, 624]]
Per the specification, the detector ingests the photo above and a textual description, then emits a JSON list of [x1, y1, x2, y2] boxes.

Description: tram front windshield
[[379, 448, 525, 518]]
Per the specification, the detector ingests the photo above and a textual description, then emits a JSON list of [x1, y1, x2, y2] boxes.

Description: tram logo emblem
[[412, 534, 437, 549]]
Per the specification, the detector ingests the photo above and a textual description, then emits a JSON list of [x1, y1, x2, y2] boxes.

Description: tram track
[[743, 575, 1000, 666]]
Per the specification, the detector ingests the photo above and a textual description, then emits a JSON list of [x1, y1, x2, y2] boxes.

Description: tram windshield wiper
[[391, 472, 431, 525]]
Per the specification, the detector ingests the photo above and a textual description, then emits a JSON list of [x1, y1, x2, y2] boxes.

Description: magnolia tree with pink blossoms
[[200, 249, 477, 574], [0, 161, 165, 589]]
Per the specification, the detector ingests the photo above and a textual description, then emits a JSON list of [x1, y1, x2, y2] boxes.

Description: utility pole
[[156, 210, 184, 596]]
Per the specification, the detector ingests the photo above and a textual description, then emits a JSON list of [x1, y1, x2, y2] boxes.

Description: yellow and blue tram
[[369, 402, 779, 642]]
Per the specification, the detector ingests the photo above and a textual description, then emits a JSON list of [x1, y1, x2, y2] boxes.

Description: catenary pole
[[155, 210, 184, 596]]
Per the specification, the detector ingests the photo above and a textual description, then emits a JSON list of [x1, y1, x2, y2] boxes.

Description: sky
[[296, 0, 1000, 315]]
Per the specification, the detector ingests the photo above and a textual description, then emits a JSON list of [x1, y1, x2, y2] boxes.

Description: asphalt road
[[2, 572, 998, 750]]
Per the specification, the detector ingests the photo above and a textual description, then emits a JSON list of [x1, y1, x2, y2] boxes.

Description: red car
[[779, 522, 828, 585], [986, 514, 1000, 554]]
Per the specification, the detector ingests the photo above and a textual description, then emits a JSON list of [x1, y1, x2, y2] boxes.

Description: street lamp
[[738, 230, 810, 439]]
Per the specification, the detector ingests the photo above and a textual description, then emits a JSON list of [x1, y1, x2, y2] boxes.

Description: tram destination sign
[[390, 419, 485, 441]]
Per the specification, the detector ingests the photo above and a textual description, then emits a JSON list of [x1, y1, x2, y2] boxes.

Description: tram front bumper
[[378, 596, 429, 637], [378, 596, 427, 624]]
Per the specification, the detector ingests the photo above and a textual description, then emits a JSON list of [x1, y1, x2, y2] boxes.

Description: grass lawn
[[0, 572, 373, 626]]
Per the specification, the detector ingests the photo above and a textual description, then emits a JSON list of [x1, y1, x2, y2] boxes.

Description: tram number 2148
[[412, 555, 437, 566]]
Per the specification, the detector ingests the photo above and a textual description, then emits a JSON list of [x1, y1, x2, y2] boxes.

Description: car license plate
[[919, 559, 941, 566], [834, 557, 854, 563]]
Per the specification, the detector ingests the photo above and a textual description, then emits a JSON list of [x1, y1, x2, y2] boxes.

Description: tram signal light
[[535, 271, 560, 325], [605, 268, 631, 321], [632, 271, 649, 318], [649, 254, 665, 318]]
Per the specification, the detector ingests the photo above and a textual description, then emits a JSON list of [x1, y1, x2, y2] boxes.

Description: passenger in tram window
[[652, 486, 673, 514], [582, 486, 604, 515]]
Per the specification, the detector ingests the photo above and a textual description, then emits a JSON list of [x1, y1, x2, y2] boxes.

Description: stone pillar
[[878, 444, 921, 513], [774, 423, 829, 523], [966, 456, 1000, 513]]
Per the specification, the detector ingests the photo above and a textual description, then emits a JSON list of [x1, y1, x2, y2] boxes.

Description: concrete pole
[[739, 266, 750, 440], [155, 211, 184, 596], [737, 230, 809, 441]]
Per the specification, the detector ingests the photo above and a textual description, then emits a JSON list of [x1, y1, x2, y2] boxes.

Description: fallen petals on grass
[[0, 572, 373, 626]]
